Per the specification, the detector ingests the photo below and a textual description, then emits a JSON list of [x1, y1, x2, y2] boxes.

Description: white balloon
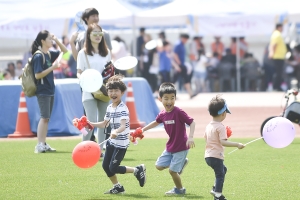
[[145, 39, 163, 50], [79, 69, 103, 93], [145, 39, 157, 50], [114, 56, 138, 70]]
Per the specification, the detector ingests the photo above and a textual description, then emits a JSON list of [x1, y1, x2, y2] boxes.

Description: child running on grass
[[204, 95, 245, 200], [141, 82, 195, 195], [88, 75, 146, 194]]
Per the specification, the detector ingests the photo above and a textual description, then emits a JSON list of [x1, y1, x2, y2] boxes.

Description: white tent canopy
[[134, 0, 293, 34], [0, 0, 143, 39]]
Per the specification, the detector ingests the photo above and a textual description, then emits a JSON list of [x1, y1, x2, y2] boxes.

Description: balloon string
[[98, 139, 109, 146], [228, 137, 263, 155]]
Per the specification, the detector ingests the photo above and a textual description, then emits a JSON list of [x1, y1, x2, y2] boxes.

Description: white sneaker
[[34, 143, 46, 153], [44, 143, 56, 152]]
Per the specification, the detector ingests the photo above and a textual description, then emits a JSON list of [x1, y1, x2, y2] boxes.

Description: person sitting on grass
[[204, 95, 245, 200], [88, 74, 146, 194], [141, 82, 195, 195]]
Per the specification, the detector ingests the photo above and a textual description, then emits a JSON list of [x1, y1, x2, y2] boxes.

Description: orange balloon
[[72, 141, 101, 168]]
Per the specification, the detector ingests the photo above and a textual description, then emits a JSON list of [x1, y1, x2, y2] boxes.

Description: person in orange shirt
[[211, 37, 224, 60], [204, 95, 245, 200], [230, 37, 248, 59]]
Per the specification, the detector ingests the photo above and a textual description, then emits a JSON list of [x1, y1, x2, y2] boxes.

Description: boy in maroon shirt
[[141, 82, 195, 195]]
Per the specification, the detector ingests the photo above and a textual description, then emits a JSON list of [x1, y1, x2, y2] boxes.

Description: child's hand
[[186, 138, 195, 148], [110, 131, 118, 139], [237, 143, 245, 149]]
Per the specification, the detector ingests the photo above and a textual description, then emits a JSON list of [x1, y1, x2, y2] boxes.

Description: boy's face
[[108, 88, 124, 106], [16, 63, 22, 69], [159, 93, 176, 112], [86, 14, 99, 25], [164, 44, 171, 52]]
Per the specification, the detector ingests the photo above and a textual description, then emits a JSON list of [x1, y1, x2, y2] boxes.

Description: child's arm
[[111, 119, 126, 139], [220, 139, 245, 149], [186, 121, 196, 148], [142, 121, 160, 133], [88, 120, 109, 129]]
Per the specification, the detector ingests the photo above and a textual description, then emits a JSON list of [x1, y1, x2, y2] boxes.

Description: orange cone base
[[8, 131, 35, 138], [130, 121, 145, 129]]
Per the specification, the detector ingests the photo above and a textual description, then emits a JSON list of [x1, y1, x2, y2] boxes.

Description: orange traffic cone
[[126, 82, 145, 129], [8, 91, 35, 138]]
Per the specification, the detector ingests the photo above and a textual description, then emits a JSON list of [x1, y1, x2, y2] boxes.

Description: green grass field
[[0, 138, 299, 200]]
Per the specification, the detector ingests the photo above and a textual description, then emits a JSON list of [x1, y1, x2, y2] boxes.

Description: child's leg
[[168, 150, 188, 189], [169, 170, 183, 189], [205, 157, 227, 193], [102, 141, 126, 184], [155, 150, 172, 171]]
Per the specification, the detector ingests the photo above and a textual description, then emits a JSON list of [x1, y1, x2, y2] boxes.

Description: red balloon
[[72, 141, 101, 168]]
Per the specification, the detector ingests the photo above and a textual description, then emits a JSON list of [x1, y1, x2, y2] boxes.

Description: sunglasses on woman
[[91, 31, 104, 37]]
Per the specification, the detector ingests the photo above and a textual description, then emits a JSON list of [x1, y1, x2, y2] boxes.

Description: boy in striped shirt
[[88, 75, 146, 194]]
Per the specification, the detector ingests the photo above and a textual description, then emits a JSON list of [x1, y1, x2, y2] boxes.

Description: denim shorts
[[155, 149, 188, 172], [37, 95, 54, 119]]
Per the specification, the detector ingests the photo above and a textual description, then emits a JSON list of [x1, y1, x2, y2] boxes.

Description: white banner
[[0, 19, 70, 39], [197, 15, 275, 36]]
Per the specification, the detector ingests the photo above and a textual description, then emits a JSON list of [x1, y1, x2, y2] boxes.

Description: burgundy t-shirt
[[156, 106, 194, 153]]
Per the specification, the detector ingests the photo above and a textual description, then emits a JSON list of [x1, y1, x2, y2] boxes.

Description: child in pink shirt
[[204, 95, 245, 200]]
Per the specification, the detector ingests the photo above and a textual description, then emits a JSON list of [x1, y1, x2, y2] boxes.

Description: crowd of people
[[2, 21, 300, 94], [135, 25, 300, 95]]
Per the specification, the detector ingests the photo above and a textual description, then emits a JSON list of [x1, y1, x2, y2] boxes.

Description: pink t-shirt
[[156, 106, 194, 153], [204, 121, 227, 160]]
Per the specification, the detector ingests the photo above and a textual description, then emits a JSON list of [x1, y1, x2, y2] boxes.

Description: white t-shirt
[[194, 55, 208, 73], [104, 101, 130, 149], [77, 49, 111, 102]]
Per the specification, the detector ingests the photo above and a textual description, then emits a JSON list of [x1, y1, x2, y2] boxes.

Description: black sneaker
[[214, 194, 227, 200], [104, 184, 125, 194], [134, 164, 146, 187], [178, 158, 188, 175]]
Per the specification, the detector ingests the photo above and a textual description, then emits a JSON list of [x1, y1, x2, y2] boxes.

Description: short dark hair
[[106, 74, 127, 92], [180, 33, 189, 39], [159, 31, 165, 39], [163, 41, 169, 46], [81, 8, 99, 25], [7, 62, 15, 68], [276, 23, 283, 29], [140, 27, 145, 33], [16, 60, 22, 65], [3, 69, 10, 77], [159, 82, 176, 98], [208, 95, 226, 117]]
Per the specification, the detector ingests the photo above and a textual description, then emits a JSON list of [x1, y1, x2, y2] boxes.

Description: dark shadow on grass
[[115, 193, 150, 198], [164, 194, 204, 199], [98, 158, 138, 162], [87, 193, 150, 199], [50, 151, 72, 154]]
